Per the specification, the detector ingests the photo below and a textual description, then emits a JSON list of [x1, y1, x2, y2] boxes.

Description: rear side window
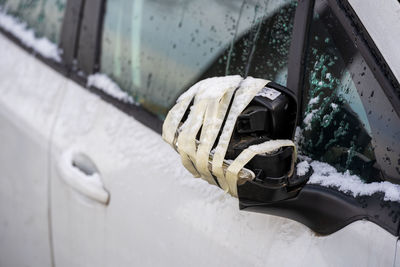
[[100, 0, 297, 117], [299, 0, 400, 182], [0, 0, 66, 44]]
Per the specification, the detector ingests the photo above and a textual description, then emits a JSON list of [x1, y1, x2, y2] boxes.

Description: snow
[[296, 161, 310, 176], [303, 109, 317, 130], [177, 75, 242, 102], [294, 126, 303, 147], [247, 139, 294, 155], [87, 73, 136, 104], [176, 80, 201, 103], [308, 96, 320, 106], [175, 76, 243, 139], [197, 75, 242, 100], [307, 160, 400, 202], [215, 77, 267, 147], [0, 7, 61, 62]]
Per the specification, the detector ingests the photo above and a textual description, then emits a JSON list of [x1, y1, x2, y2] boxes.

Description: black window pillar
[[76, 0, 106, 75], [60, 0, 85, 69], [287, 0, 315, 125]]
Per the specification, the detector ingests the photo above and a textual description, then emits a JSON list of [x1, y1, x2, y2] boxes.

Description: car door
[[49, 0, 400, 266], [0, 1, 68, 266]]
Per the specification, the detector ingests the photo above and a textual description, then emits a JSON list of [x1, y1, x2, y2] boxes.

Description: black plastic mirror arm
[[239, 184, 400, 236], [286, 0, 315, 126]]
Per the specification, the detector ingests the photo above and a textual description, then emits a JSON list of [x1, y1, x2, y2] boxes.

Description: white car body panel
[[0, 34, 65, 266]]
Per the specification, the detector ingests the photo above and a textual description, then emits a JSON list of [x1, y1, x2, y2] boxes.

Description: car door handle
[[57, 149, 110, 205]]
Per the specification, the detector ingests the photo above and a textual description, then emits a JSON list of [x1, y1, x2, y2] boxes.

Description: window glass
[[0, 0, 66, 44], [100, 0, 297, 117], [299, 0, 400, 183]]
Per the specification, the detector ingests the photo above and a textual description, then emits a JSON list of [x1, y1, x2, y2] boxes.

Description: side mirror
[[163, 77, 400, 236]]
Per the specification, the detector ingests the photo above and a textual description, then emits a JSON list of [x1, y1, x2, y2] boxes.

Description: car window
[[100, 0, 297, 117], [299, 0, 400, 183], [0, 0, 66, 44]]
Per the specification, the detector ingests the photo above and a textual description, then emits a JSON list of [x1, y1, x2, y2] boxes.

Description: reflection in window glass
[[0, 0, 66, 44], [100, 0, 297, 117], [299, 0, 400, 183]]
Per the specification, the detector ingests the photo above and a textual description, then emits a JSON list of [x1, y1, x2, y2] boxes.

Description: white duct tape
[[162, 76, 297, 197]]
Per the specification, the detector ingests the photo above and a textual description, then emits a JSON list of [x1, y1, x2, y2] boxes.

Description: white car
[[0, 0, 400, 266]]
